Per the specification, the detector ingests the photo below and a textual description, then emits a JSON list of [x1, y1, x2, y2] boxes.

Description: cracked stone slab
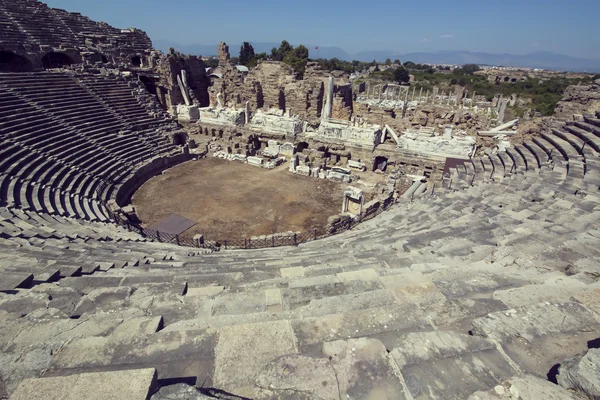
[[213, 320, 298, 397], [322, 338, 408, 399], [471, 300, 600, 377], [10, 368, 157, 400], [468, 375, 579, 399], [255, 355, 340, 400], [391, 331, 516, 399]]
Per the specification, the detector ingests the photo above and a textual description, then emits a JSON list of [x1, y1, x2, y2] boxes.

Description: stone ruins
[[0, 0, 599, 399]]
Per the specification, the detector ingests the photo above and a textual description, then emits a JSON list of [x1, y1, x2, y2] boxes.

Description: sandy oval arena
[[132, 157, 346, 240]]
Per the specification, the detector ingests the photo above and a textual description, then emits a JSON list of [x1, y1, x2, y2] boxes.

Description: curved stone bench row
[[447, 121, 600, 195], [0, 173, 110, 222]]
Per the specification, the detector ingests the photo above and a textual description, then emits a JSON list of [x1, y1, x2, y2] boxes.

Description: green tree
[[284, 44, 309, 78], [393, 67, 410, 84], [450, 78, 458, 85], [239, 42, 255, 66], [458, 77, 466, 86], [271, 40, 293, 61], [462, 64, 481, 75], [385, 58, 392, 66], [393, 59, 401, 65]]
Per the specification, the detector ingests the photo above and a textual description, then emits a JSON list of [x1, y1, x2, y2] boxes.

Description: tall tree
[[393, 67, 410, 84], [239, 42, 256, 66], [271, 40, 293, 61], [284, 44, 309, 78]]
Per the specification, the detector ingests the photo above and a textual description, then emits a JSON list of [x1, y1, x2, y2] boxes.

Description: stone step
[[10, 368, 157, 400]]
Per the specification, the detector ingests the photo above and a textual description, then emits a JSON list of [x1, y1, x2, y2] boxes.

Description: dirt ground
[[132, 157, 346, 240]]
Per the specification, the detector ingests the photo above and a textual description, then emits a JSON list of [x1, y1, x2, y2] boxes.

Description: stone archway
[[373, 156, 388, 172], [41, 52, 74, 69], [0, 51, 34, 72], [131, 55, 142, 67]]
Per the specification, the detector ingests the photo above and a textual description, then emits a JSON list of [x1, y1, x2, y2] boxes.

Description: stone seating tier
[[0, 0, 152, 52], [0, 71, 186, 221]]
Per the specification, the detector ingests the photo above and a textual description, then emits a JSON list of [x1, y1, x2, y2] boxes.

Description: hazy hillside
[[152, 40, 600, 72]]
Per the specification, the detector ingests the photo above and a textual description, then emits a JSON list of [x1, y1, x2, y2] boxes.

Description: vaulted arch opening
[[41, 52, 74, 69], [0, 51, 34, 72]]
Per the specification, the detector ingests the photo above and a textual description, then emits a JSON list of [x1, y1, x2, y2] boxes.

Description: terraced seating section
[[0, 71, 185, 221], [445, 111, 600, 196], [0, 137, 599, 398], [0, 0, 151, 52]]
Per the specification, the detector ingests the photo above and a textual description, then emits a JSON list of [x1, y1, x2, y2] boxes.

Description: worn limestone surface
[[10, 368, 157, 400], [557, 349, 600, 399], [468, 375, 581, 400]]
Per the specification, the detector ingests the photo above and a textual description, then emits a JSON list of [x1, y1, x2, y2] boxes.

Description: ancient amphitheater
[[1, 0, 599, 399]]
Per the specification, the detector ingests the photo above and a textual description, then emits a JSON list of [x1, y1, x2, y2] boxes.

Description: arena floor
[[132, 157, 346, 240]]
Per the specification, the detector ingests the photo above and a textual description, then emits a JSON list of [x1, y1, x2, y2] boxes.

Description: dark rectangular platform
[[147, 214, 197, 235]]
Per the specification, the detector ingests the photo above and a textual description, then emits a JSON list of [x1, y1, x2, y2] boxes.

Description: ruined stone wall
[[153, 53, 211, 111], [204, 53, 352, 124], [554, 81, 600, 121], [0, 0, 153, 70]]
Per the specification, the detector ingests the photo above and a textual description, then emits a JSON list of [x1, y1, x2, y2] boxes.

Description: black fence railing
[[108, 199, 394, 251]]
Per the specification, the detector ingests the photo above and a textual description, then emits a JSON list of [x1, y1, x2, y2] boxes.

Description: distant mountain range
[[153, 39, 600, 73]]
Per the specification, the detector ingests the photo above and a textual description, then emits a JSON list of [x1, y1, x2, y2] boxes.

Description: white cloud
[[530, 41, 540, 47], [420, 38, 431, 43], [440, 34, 454, 39]]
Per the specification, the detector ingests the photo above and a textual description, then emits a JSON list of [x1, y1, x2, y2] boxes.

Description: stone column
[[425, 90, 429, 104], [411, 86, 416, 102], [471, 91, 476, 110], [244, 101, 250, 124], [498, 99, 508, 124], [419, 87, 423, 103], [322, 76, 334, 121], [402, 87, 409, 119], [446, 92, 450, 105], [177, 74, 191, 106]]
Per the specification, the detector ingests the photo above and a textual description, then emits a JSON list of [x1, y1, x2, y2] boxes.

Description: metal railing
[[108, 200, 394, 251]]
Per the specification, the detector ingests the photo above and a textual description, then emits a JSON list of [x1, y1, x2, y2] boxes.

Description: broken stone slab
[[247, 156, 263, 166], [391, 331, 516, 399], [256, 337, 408, 399], [347, 159, 366, 171], [557, 348, 600, 399], [467, 375, 580, 400], [72, 286, 132, 315], [254, 355, 340, 400], [176, 105, 199, 122], [150, 383, 216, 400], [10, 368, 157, 400], [213, 320, 298, 398], [295, 165, 311, 176]]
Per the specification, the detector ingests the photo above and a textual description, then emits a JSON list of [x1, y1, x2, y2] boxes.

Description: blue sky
[[45, 0, 599, 59]]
